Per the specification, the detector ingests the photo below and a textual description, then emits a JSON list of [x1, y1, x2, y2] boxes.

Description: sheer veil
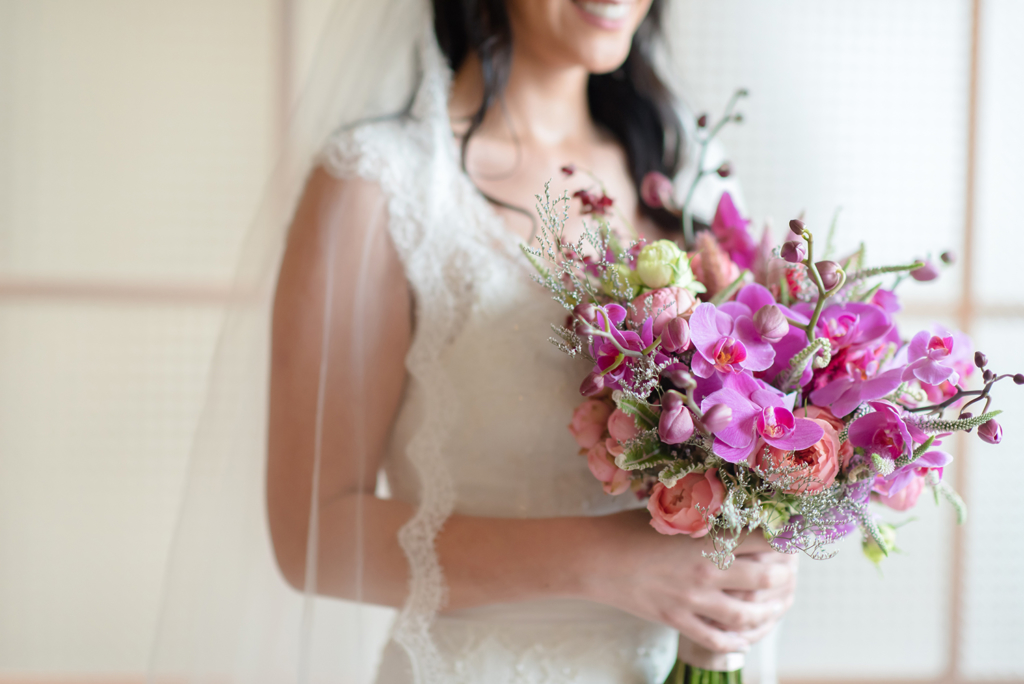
[[146, 2, 750, 683], [147, 0, 432, 681]]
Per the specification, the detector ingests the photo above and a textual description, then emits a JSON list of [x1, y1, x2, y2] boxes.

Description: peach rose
[[796, 405, 853, 465], [647, 468, 725, 538], [587, 441, 631, 495], [757, 418, 840, 494], [607, 408, 641, 444], [568, 399, 612, 449], [629, 286, 698, 335], [691, 232, 740, 298], [878, 476, 924, 511]]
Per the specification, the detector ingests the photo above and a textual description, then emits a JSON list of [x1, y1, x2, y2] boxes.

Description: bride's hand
[[583, 509, 798, 654]]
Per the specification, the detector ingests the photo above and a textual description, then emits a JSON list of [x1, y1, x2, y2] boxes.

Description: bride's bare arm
[[267, 168, 796, 654]]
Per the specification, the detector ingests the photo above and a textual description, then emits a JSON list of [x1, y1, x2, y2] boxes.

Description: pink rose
[[878, 475, 924, 511], [757, 418, 840, 494], [587, 441, 631, 495], [691, 232, 740, 298], [796, 406, 853, 466], [629, 287, 698, 335], [607, 408, 641, 444], [647, 468, 725, 538], [569, 399, 612, 449]]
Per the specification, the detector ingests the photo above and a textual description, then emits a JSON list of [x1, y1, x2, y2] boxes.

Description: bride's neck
[[449, 50, 600, 148]]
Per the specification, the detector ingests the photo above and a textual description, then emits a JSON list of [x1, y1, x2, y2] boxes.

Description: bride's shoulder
[[319, 112, 436, 185]]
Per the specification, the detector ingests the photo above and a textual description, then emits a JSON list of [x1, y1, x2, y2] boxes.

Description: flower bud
[[580, 371, 605, 397], [640, 171, 674, 210], [983, 369, 995, 383], [1014, 373, 1024, 385], [940, 250, 956, 265], [732, 113, 744, 124], [661, 316, 691, 352], [663, 366, 695, 390], [862, 523, 897, 565], [974, 351, 988, 368], [716, 162, 732, 178], [560, 164, 576, 177], [780, 240, 806, 264], [911, 259, 940, 282], [753, 304, 789, 343], [658, 391, 695, 444], [788, 219, 805, 233], [816, 260, 842, 290], [697, 114, 708, 128], [636, 239, 685, 289], [701, 404, 733, 434], [978, 419, 1003, 445]]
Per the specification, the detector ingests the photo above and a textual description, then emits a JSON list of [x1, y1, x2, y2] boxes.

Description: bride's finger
[[724, 582, 795, 604], [711, 557, 794, 592], [672, 611, 750, 654], [738, 619, 780, 647], [685, 592, 783, 632]]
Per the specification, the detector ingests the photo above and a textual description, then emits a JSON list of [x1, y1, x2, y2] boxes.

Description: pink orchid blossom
[[700, 373, 824, 463], [902, 330, 961, 387], [847, 401, 926, 465], [711, 192, 757, 269], [809, 367, 904, 418], [689, 301, 775, 378]]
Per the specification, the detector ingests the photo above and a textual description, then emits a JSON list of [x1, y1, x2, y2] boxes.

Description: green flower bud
[[862, 522, 898, 565], [636, 239, 685, 289]]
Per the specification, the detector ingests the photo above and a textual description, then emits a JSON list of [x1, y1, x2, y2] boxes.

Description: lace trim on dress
[[319, 28, 463, 684]]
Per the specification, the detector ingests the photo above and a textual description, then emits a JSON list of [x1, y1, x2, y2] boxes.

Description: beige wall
[[1, 0, 1021, 681]]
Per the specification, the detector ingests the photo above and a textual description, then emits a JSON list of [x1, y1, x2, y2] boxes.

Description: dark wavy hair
[[432, 0, 685, 230]]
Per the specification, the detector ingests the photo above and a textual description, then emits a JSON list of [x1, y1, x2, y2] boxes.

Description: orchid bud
[[579, 371, 605, 397], [983, 369, 995, 383], [941, 250, 956, 265], [640, 171, 674, 210], [732, 112, 744, 124], [974, 351, 988, 368], [781, 240, 806, 264], [659, 391, 695, 444], [573, 302, 598, 338], [716, 162, 732, 178], [663, 366, 695, 390], [816, 260, 842, 290], [661, 316, 691, 352], [978, 419, 1003, 445], [788, 219, 805, 233], [911, 260, 940, 282], [1014, 373, 1024, 385], [560, 164, 576, 177], [701, 404, 733, 434], [753, 304, 789, 343], [697, 114, 708, 128]]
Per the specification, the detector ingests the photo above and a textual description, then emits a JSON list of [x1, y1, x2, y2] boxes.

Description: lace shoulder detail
[[317, 31, 464, 684]]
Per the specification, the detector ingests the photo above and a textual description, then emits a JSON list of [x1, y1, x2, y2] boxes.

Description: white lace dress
[[320, 35, 747, 684]]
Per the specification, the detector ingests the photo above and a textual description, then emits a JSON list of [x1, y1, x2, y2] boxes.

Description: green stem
[[664, 661, 743, 684]]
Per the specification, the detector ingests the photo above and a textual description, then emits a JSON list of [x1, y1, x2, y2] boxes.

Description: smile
[[573, 1, 631, 23]]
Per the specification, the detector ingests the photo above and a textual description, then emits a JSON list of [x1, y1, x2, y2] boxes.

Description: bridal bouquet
[[524, 92, 1018, 684]]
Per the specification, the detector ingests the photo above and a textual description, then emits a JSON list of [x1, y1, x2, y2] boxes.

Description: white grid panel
[[666, 0, 971, 310], [0, 302, 222, 671], [962, 319, 1024, 678], [0, 0, 275, 283]]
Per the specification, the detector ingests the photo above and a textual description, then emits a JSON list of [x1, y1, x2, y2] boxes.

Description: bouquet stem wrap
[[664, 636, 744, 684]]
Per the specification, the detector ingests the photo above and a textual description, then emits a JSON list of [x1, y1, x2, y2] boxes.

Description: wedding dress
[[317, 29, 762, 684]]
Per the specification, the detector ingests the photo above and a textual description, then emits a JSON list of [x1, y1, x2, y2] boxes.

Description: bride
[[153, 1, 798, 682]]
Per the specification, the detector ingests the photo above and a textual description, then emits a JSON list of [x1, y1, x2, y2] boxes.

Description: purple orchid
[[589, 304, 665, 392], [901, 330, 961, 387], [875, 447, 952, 497], [711, 192, 757, 269], [812, 301, 895, 351], [847, 401, 926, 464], [689, 297, 776, 379], [810, 367, 904, 418], [700, 372, 824, 463]]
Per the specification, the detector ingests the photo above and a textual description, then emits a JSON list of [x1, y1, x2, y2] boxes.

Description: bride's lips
[[571, 0, 633, 30]]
